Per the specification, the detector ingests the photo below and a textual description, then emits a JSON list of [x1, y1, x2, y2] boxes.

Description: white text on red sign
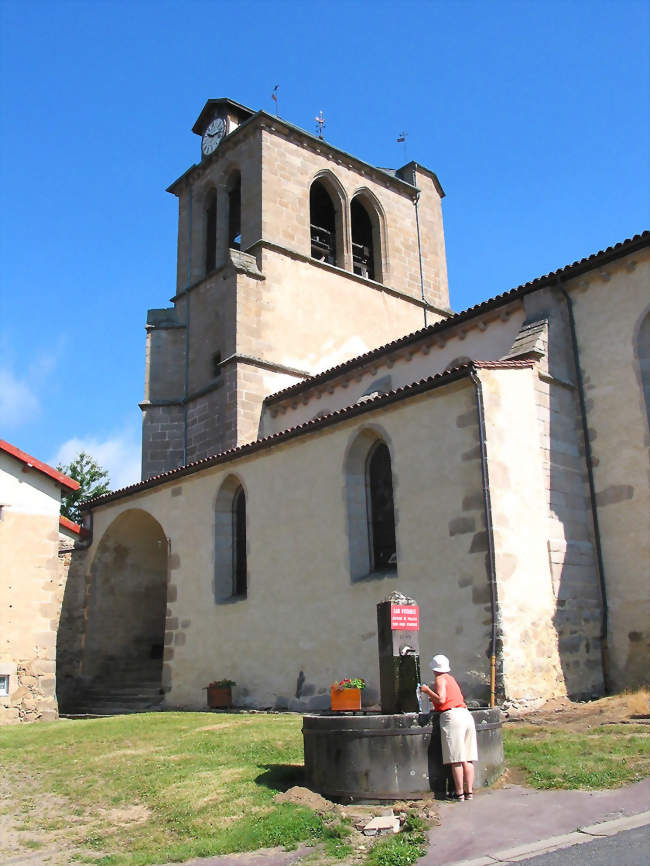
[[390, 605, 420, 630]]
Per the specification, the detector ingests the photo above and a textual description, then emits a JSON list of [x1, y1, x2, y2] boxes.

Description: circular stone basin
[[303, 708, 503, 801]]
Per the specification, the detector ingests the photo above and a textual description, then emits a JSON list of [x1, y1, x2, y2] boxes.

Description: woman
[[420, 654, 477, 801]]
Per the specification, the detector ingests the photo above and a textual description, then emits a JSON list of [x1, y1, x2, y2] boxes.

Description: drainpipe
[[555, 279, 610, 693], [413, 191, 427, 328], [469, 368, 499, 707], [183, 186, 193, 465]]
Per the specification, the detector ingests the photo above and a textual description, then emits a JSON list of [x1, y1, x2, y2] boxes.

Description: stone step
[[83, 685, 163, 697], [61, 705, 165, 718]]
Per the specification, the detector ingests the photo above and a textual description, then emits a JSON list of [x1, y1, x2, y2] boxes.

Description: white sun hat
[[430, 654, 450, 673]]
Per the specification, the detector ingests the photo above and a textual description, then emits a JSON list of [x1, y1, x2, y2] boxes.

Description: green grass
[[364, 813, 428, 866], [503, 724, 650, 789], [1, 712, 648, 865], [0, 712, 325, 865]]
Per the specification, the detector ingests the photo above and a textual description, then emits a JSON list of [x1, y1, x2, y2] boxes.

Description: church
[[56, 98, 649, 716]]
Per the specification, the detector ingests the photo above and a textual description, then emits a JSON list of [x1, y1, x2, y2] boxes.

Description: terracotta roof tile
[[83, 361, 534, 510], [0, 439, 79, 492]]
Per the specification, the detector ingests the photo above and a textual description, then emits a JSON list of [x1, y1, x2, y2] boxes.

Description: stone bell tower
[[140, 97, 451, 480]]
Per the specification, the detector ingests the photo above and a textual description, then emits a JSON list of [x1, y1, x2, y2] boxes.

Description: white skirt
[[439, 707, 478, 764]]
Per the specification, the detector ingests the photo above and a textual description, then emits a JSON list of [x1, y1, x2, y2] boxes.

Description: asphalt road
[[516, 824, 649, 865]]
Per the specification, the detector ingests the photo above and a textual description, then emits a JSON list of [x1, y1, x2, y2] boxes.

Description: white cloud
[[0, 336, 64, 429], [0, 368, 40, 427], [51, 427, 141, 491]]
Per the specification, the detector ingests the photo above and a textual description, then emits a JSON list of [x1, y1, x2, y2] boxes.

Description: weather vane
[[315, 110, 326, 140], [271, 84, 279, 117]]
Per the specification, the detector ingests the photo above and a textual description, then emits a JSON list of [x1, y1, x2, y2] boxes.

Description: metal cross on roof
[[315, 110, 326, 139]]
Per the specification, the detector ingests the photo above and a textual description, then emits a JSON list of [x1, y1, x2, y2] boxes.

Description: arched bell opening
[[204, 188, 218, 273], [227, 170, 242, 250], [310, 178, 346, 268], [351, 193, 385, 283]]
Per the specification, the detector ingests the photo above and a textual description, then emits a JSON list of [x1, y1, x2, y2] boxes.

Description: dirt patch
[[103, 804, 152, 825], [504, 688, 650, 732], [274, 786, 338, 814], [273, 788, 439, 866]]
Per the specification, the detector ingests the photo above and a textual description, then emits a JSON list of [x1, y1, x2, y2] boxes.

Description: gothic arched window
[[351, 195, 383, 282], [366, 442, 397, 570], [638, 312, 650, 430], [227, 171, 241, 250], [345, 430, 398, 580], [232, 486, 247, 597], [310, 180, 337, 265], [205, 189, 217, 273], [215, 476, 247, 602]]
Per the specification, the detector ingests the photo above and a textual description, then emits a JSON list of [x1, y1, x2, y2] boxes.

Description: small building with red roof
[[0, 440, 79, 723]]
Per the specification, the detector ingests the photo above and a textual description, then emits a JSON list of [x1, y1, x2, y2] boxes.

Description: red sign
[[390, 605, 419, 631]]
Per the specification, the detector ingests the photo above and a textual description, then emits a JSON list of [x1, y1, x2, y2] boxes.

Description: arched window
[[345, 430, 398, 580], [310, 180, 337, 265], [215, 476, 247, 601], [639, 312, 650, 430], [351, 193, 384, 283], [227, 171, 241, 250], [205, 189, 217, 273], [366, 442, 397, 570], [232, 486, 247, 597]]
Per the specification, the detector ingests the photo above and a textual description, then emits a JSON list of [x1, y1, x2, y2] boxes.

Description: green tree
[[57, 451, 110, 525]]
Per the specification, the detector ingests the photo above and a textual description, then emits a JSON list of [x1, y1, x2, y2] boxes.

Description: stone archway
[[81, 509, 168, 709]]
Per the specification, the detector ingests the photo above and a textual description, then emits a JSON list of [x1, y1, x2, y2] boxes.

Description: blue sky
[[1, 0, 648, 490]]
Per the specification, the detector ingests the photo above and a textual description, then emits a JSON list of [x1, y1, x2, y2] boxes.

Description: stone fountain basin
[[303, 708, 503, 802]]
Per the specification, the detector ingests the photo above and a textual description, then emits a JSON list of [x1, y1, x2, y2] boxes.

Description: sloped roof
[[265, 230, 650, 406], [0, 439, 79, 492], [82, 360, 533, 510]]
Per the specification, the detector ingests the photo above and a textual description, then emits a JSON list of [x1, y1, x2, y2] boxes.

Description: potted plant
[[206, 679, 236, 709], [330, 677, 366, 711]]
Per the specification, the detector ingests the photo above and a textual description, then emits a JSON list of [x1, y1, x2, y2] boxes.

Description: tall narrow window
[[367, 442, 396, 569], [232, 486, 247, 597], [345, 430, 399, 580], [639, 312, 650, 430], [228, 172, 241, 250], [310, 180, 337, 265], [205, 190, 217, 272], [351, 197, 375, 280], [215, 476, 248, 602]]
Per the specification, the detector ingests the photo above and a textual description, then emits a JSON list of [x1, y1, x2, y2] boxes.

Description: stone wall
[[0, 459, 69, 723], [70, 371, 581, 712], [143, 115, 452, 479], [569, 249, 650, 689], [261, 302, 527, 435], [480, 366, 569, 701]]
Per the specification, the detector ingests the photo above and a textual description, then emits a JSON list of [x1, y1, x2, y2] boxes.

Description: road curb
[[578, 809, 650, 836], [440, 809, 650, 865]]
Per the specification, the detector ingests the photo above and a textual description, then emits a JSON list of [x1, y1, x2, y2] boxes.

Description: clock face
[[202, 117, 226, 155]]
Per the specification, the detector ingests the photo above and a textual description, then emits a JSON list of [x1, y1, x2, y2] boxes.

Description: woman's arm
[[421, 676, 447, 705]]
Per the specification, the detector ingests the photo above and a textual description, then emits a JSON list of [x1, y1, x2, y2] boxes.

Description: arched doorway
[[81, 509, 168, 709]]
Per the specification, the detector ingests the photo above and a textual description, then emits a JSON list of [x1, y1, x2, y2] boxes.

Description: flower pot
[[207, 685, 233, 708], [330, 686, 362, 712]]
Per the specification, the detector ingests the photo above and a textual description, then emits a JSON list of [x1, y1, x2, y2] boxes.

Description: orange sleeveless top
[[432, 674, 466, 712]]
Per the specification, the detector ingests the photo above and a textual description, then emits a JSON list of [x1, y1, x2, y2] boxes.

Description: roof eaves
[[168, 110, 422, 198], [0, 439, 80, 492], [59, 515, 83, 535], [264, 230, 649, 406], [85, 362, 528, 510]]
